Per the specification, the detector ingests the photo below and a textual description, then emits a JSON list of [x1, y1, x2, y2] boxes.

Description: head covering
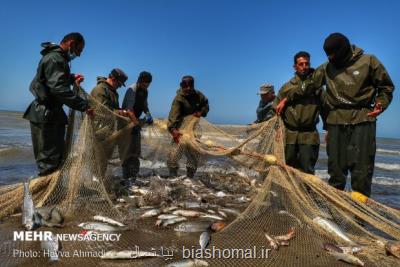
[[110, 68, 128, 86], [257, 83, 274, 95], [323, 33, 352, 67], [137, 71, 152, 83]]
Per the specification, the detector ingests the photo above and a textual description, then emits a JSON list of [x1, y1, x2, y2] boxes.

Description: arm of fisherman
[[44, 58, 88, 112], [274, 85, 286, 116], [369, 55, 395, 115], [285, 66, 326, 103], [198, 92, 209, 117], [167, 98, 182, 133]]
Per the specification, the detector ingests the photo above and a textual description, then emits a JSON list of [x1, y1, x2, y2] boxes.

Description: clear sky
[[0, 0, 399, 138]]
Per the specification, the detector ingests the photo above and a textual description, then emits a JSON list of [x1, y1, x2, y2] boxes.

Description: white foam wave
[[376, 148, 400, 155], [375, 163, 400, 171], [315, 169, 400, 186]]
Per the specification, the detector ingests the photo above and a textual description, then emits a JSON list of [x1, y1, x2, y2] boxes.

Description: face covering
[[68, 44, 77, 61], [323, 33, 352, 68]]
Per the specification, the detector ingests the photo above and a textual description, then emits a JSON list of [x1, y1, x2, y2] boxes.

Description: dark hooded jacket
[[23, 42, 88, 124], [167, 88, 209, 132], [285, 46, 394, 125]]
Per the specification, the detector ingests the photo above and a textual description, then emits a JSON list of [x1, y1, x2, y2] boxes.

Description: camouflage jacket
[[90, 77, 120, 112]]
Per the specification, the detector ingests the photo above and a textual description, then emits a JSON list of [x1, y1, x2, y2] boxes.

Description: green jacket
[[167, 88, 209, 132], [90, 77, 120, 112], [23, 43, 88, 124], [274, 73, 323, 144], [286, 46, 394, 125]]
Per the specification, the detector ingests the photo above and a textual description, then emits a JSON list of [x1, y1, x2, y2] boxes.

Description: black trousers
[[30, 122, 65, 176], [285, 144, 319, 174], [327, 122, 376, 197], [120, 129, 141, 179]]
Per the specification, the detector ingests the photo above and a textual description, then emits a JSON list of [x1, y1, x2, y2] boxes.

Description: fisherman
[[167, 75, 209, 178], [276, 33, 394, 196], [274, 51, 324, 174], [120, 71, 154, 187], [23, 32, 93, 176], [90, 68, 134, 178], [254, 83, 275, 123]]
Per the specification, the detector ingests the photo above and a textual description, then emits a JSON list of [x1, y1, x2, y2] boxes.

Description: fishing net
[[0, 90, 399, 267]]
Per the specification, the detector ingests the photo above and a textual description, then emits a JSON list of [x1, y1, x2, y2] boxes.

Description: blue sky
[[0, 0, 399, 138]]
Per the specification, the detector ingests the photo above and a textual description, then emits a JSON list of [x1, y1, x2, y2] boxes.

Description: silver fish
[[174, 221, 212, 233], [217, 210, 227, 218], [219, 208, 240, 217], [162, 217, 187, 227], [329, 251, 364, 266], [323, 243, 344, 253], [339, 246, 363, 254], [200, 214, 224, 221], [166, 259, 209, 267], [94, 215, 125, 227], [313, 217, 357, 245], [162, 206, 179, 213], [22, 179, 34, 230], [140, 209, 161, 218], [172, 210, 201, 217], [101, 250, 159, 259], [158, 214, 179, 220], [78, 222, 127, 232], [40, 233, 60, 261], [199, 231, 210, 250]]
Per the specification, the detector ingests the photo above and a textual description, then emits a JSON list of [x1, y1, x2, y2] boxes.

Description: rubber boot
[[169, 167, 178, 177], [186, 168, 196, 179]]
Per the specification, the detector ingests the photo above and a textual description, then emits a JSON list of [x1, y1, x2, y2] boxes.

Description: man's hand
[[171, 129, 182, 143], [193, 111, 202, 118], [367, 102, 383, 117], [86, 108, 94, 118], [74, 74, 84, 86], [324, 131, 328, 144], [276, 98, 288, 116]]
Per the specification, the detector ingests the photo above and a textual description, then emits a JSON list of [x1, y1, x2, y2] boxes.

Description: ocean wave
[[376, 148, 400, 156], [375, 163, 400, 171], [315, 169, 400, 186]]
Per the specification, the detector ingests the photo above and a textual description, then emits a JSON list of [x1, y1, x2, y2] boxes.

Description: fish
[[22, 178, 34, 230], [214, 191, 227, 198], [179, 201, 202, 209], [78, 222, 127, 232], [140, 209, 161, 218], [158, 214, 179, 220], [34, 207, 64, 228], [313, 217, 357, 245], [274, 227, 295, 242], [174, 221, 212, 233], [323, 243, 344, 253], [40, 232, 60, 261], [211, 221, 226, 232], [172, 210, 201, 217], [131, 188, 150, 195], [219, 208, 240, 217], [94, 215, 125, 227], [278, 210, 302, 226], [235, 196, 250, 203], [328, 251, 364, 266], [165, 259, 209, 267], [162, 217, 187, 227], [264, 233, 279, 250], [339, 246, 363, 254], [200, 214, 224, 221], [207, 209, 216, 214], [101, 250, 159, 259], [163, 206, 179, 213], [199, 231, 210, 250], [385, 241, 400, 258], [217, 210, 227, 218]]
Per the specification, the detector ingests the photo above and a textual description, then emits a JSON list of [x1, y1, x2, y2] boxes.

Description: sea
[[0, 110, 399, 208]]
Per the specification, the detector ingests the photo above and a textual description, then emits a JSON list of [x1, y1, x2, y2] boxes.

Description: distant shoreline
[[0, 109, 398, 140]]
